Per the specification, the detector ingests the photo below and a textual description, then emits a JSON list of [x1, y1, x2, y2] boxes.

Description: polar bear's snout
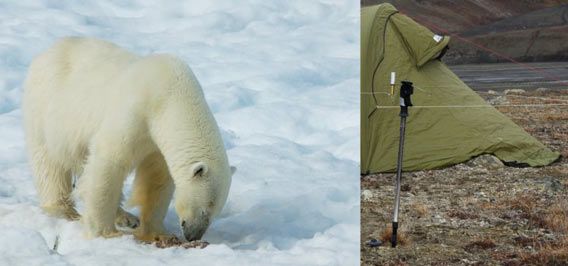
[[181, 212, 210, 241], [174, 162, 235, 241]]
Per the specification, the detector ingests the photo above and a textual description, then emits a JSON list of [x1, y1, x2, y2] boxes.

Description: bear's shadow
[[160, 199, 336, 250]]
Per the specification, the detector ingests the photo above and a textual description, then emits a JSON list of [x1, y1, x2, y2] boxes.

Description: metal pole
[[392, 114, 406, 247], [392, 81, 413, 248]]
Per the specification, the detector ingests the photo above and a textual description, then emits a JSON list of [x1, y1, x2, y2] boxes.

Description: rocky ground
[[450, 62, 568, 91], [361, 88, 568, 265]]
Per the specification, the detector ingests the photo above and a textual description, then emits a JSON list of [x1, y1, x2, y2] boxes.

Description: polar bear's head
[[173, 161, 234, 241]]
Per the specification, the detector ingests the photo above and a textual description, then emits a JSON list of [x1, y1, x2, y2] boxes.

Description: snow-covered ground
[[0, 1, 359, 265]]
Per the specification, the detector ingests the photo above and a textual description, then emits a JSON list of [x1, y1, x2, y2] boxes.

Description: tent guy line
[[372, 104, 568, 109], [363, 84, 568, 91], [364, 91, 568, 103], [399, 10, 568, 87]]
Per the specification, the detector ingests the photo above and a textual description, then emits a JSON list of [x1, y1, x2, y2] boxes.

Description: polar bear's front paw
[[65, 208, 81, 221], [84, 227, 124, 239], [134, 230, 176, 243], [115, 210, 140, 230], [102, 230, 124, 239], [41, 205, 81, 221]]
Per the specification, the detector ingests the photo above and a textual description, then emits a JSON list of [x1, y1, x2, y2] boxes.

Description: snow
[[0, 1, 360, 265]]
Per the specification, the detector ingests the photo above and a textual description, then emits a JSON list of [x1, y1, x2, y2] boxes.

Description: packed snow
[[0, 1, 359, 265]]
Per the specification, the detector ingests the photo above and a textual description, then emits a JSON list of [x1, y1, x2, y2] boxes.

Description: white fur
[[23, 37, 233, 240]]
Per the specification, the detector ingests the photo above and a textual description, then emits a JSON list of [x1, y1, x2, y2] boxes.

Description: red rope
[[398, 10, 568, 87]]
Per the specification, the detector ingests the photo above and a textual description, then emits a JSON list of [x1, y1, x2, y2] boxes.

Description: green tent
[[361, 3, 559, 174]]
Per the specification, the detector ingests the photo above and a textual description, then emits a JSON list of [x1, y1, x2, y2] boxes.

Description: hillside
[[362, 0, 568, 64]]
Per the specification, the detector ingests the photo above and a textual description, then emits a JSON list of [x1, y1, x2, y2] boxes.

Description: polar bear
[[23, 37, 234, 241]]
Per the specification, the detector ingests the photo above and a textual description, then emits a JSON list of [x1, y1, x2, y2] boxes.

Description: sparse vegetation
[[380, 226, 410, 247], [410, 202, 429, 218], [361, 89, 568, 265], [464, 239, 497, 252], [447, 209, 479, 220]]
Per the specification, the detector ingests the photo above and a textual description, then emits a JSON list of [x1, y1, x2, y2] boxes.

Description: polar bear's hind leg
[[115, 205, 140, 230], [31, 144, 79, 221]]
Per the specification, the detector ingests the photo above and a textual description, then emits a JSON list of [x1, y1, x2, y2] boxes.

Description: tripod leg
[[392, 115, 406, 248], [391, 221, 398, 247]]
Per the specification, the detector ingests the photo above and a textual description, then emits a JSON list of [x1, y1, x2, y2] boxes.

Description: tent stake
[[392, 81, 414, 248]]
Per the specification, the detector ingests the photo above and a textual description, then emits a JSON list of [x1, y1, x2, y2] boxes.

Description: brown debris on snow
[[149, 236, 209, 249]]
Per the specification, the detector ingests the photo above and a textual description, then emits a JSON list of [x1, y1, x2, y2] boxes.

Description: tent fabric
[[361, 3, 560, 174]]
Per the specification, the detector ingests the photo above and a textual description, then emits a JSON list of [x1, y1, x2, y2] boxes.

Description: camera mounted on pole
[[399, 81, 414, 117]]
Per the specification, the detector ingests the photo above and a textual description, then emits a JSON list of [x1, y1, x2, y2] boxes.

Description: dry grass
[[379, 226, 410, 247], [542, 113, 568, 121], [410, 202, 429, 218], [543, 199, 568, 234], [447, 209, 480, 220], [516, 244, 568, 266], [464, 239, 497, 252], [508, 195, 538, 214], [498, 196, 568, 265], [504, 194, 568, 233], [513, 235, 540, 247]]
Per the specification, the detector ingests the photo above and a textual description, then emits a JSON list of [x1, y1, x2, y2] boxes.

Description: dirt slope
[[362, 0, 568, 64]]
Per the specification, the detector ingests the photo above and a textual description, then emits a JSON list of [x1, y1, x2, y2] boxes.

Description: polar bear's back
[[25, 37, 198, 104], [24, 38, 138, 128], [26, 37, 137, 93], [23, 38, 141, 166], [23, 38, 197, 169]]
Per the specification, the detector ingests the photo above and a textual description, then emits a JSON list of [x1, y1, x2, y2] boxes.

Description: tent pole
[[392, 81, 414, 248]]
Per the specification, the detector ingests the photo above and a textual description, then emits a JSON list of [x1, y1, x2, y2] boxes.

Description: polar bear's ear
[[230, 166, 237, 176], [192, 162, 208, 178]]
